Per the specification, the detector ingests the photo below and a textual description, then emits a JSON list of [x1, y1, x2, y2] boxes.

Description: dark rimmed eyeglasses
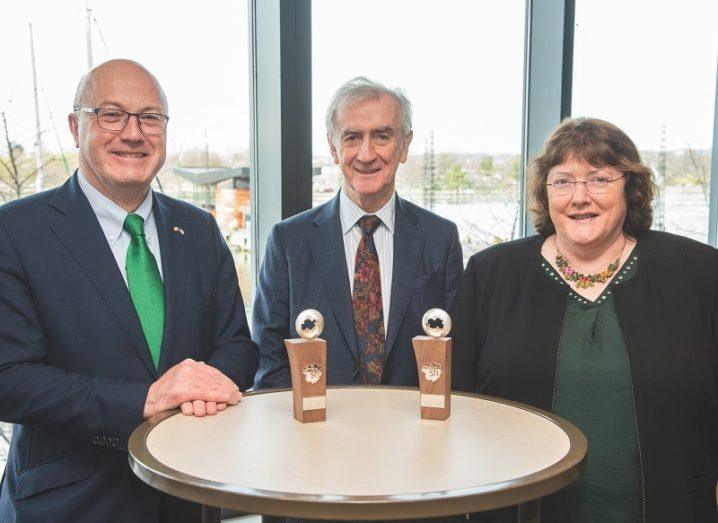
[[74, 107, 169, 135], [545, 174, 626, 195]]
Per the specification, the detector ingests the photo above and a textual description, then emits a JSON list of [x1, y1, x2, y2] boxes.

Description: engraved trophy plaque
[[412, 308, 452, 421], [285, 309, 327, 423]]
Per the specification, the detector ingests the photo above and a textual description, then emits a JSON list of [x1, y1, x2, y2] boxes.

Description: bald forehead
[[74, 59, 168, 113]]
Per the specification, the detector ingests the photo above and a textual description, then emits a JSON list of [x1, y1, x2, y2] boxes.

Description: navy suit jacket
[[252, 193, 463, 389], [0, 174, 258, 522]]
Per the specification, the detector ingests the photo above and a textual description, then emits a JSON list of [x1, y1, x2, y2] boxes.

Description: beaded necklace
[[555, 251, 620, 289]]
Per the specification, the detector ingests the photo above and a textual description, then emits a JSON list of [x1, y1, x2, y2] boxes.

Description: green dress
[[540, 250, 643, 523]]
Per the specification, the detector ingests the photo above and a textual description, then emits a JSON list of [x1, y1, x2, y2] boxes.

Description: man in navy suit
[[0, 59, 258, 522], [253, 77, 463, 390]]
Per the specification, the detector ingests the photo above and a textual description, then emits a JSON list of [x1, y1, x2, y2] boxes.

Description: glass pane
[[572, 0, 717, 243], [0, 0, 251, 472], [312, 0, 526, 261]]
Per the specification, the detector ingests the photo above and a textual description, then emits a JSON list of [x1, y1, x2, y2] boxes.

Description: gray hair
[[325, 76, 412, 142]]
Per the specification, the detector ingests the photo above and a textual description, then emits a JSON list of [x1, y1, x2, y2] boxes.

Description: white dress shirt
[[339, 188, 395, 328], [77, 170, 163, 286]]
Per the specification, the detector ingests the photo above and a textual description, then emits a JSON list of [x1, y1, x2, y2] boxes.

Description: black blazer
[[0, 174, 258, 522], [451, 231, 718, 522]]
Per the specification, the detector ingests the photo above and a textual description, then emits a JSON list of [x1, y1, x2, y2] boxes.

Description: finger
[[205, 402, 218, 415], [192, 400, 207, 417], [180, 402, 194, 416], [168, 375, 233, 403], [217, 402, 227, 411], [183, 387, 235, 404], [226, 389, 242, 406]]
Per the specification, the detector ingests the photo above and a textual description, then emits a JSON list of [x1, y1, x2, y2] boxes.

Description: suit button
[[353, 368, 359, 379]]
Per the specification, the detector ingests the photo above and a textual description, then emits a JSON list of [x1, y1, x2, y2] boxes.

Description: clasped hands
[[143, 359, 242, 418]]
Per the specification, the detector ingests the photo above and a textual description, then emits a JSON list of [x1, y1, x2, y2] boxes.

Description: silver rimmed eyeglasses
[[74, 107, 169, 135], [545, 174, 625, 195]]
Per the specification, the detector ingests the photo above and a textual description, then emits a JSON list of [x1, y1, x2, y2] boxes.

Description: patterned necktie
[[124, 213, 164, 369], [352, 215, 385, 384]]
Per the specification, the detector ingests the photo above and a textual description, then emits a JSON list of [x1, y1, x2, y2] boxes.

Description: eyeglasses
[[545, 174, 625, 195], [74, 107, 169, 135]]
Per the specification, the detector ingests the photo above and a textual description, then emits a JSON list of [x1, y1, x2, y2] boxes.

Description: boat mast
[[29, 23, 44, 193], [85, 1, 93, 68]]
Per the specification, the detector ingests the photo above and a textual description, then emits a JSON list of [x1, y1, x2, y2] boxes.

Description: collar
[[77, 169, 155, 245], [339, 188, 396, 235]]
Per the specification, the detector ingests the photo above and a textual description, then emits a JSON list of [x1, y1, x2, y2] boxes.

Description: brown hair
[[528, 117, 657, 237]]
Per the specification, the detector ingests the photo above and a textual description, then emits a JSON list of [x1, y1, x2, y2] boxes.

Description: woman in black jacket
[[452, 117, 718, 522]]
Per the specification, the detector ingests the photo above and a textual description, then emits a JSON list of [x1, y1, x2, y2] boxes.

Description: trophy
[[285, 309, 327, 423], [412, 308, 452, 421]]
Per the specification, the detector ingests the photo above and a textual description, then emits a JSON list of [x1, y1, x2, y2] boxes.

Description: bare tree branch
[[684, 144, 709, 203], [0, 175, 15, 190], [2, 112, 21, 180], [0, 111, 60, 199], [18, 158, 56, 187], [0, 155, 13, 177]]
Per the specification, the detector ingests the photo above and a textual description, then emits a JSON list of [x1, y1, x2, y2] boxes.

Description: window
[[572, 0, 717, 243], [2, 0, 253, 304], [312, 0, 526, 260]]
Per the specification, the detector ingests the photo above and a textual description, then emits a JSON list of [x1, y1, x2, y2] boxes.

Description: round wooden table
[[129, 387, 586, 522]]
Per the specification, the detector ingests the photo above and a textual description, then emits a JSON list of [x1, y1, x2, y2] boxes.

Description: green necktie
[[124, 213, 164, 368]]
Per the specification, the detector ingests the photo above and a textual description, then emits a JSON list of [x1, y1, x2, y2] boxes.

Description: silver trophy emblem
[[295, 309, 324, 340], [422, 308, 451, 338], [421, 362, 442, 382], [302, 363, 323, 384]]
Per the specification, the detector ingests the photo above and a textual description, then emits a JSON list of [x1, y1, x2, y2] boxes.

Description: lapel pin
[[171, 226, 185, 236]]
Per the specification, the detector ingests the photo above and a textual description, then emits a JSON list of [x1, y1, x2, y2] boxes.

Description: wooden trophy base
[[412, 336, 452, 420], [285, 338, 327, 423]]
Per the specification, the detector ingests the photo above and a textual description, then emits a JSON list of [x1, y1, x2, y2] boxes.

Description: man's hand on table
[[143, 358, 242, 418], [180, 399, 229, 416]]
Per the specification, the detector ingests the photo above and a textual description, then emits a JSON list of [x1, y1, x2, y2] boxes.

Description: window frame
[[248, 0, 718, 282]]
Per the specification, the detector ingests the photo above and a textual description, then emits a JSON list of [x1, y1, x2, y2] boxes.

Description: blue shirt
[[77, 170, 163, 286]]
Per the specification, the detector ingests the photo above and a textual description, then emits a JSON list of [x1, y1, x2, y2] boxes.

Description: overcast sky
[[2, 0, 716, 160]]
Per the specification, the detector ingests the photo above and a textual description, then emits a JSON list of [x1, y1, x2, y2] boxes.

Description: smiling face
[[547, 158, 628, 252], [329, 94, 412, 212], [68, 60, 167, 210]]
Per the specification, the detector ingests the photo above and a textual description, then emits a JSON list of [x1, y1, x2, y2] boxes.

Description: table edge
[[128, 386, 587, 519]]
